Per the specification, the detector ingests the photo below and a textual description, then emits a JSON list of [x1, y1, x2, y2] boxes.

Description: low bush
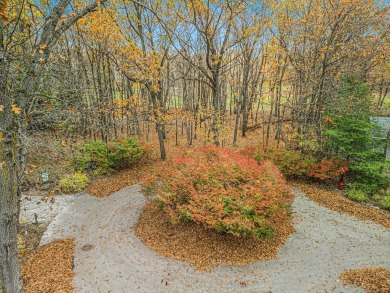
[[381, 196, 390, 210], [241, 147, 348, 182], [143, 146, 293, 240], [74, 141, 110, 173], [308, 159, 348, 181], [347, 160, 389, 195], [345, 186, 368, 202], [59, 172, 89, 193], [72, 137, 145, 174]]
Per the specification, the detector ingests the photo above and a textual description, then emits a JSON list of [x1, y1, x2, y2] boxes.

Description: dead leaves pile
[[291, 182, 390, 228], [88, 160, 162, 197], [18, 224, 47, 260], [339, 267, 390, 293], [21, 239, 75, 293], [135, 203, 295, 270]]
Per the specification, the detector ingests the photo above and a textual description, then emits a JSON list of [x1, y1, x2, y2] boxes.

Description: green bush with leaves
[[59, 172, 89, 193], [345, 185, 368, 202], [144, 146, 293, 240], [380, 196, 390, 210], [72, 137, 145, 174]]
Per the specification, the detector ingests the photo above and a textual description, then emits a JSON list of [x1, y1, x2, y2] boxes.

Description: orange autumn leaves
[[0, 0, 8, 23], [143, 146, 293, 239], [0, 103, 21, 142], [77, 5, 162, 91]]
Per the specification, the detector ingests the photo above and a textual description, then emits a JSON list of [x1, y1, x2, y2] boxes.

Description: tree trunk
[[211, 75, 221, 146], [0, 35, 22, 292], [0, 130, 22, 293], [150, 92, 166, 160]]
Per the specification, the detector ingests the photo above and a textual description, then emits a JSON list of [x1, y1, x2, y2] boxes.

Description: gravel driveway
[[40, 184, 390, 293], [20, 194, 74, 224]]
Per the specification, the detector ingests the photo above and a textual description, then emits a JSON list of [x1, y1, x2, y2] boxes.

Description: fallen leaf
[[27, 72, 37, 78], [11, 104, 21, 114]]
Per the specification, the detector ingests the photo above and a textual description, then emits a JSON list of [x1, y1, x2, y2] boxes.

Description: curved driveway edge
[[40, 184, 390, 293]]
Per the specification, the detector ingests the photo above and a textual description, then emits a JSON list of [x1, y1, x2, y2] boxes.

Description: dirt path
[[40, 185, 390, 293]]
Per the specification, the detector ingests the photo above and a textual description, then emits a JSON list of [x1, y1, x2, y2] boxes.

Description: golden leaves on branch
[[0, 0, 9, 23]]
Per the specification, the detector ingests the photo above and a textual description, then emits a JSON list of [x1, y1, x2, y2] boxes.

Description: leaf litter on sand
[[88, 159, 163, 197], [21, 238, 75, 293], [339, 267, 390, 293], [134, 202, 295, 271], [291, 182, 390, 228]]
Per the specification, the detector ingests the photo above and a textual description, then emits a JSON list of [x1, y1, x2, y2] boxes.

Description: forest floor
[[37, 184, 390, 293]]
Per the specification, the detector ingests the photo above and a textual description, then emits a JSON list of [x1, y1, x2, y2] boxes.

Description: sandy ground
[[20, 194, 74, 224], [40, 185, 390, 293]]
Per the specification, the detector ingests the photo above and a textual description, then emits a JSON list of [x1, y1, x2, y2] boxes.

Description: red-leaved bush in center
[[143, 146, 293, 239]]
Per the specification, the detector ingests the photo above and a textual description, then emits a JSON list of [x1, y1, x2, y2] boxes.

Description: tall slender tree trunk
[[0, 128, 22, 293], [0, 32, 22, 292], [211, 75, 221, 146], [150, 92, 166, 160]]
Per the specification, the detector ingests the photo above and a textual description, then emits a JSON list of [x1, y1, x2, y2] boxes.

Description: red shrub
[[143, 146, 293, 239], [241, 147, 315, 177], [308, 159, 349, 181], [241, 147, 348, 181]]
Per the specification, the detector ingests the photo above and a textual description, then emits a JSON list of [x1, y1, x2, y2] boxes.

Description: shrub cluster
[[72, 137, 145, 174], [241, 147, 348, 182], [345, 188, 368, 202], [59, 172, 89, 193], [143, 146, 293, 240], [381, 196, 390, 210]]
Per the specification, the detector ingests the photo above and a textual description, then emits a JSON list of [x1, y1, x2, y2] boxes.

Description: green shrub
[[59, 172, 89, 193], [347, 160, 389, 195], [143, 146, 293, 240], [74, 141, 110, 173], [380, 196, 390, 210], [372, 194, 382, 201], [108, 137, 145, 169], [72, 137, 145, 174], [345, 186, 368, 202]]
